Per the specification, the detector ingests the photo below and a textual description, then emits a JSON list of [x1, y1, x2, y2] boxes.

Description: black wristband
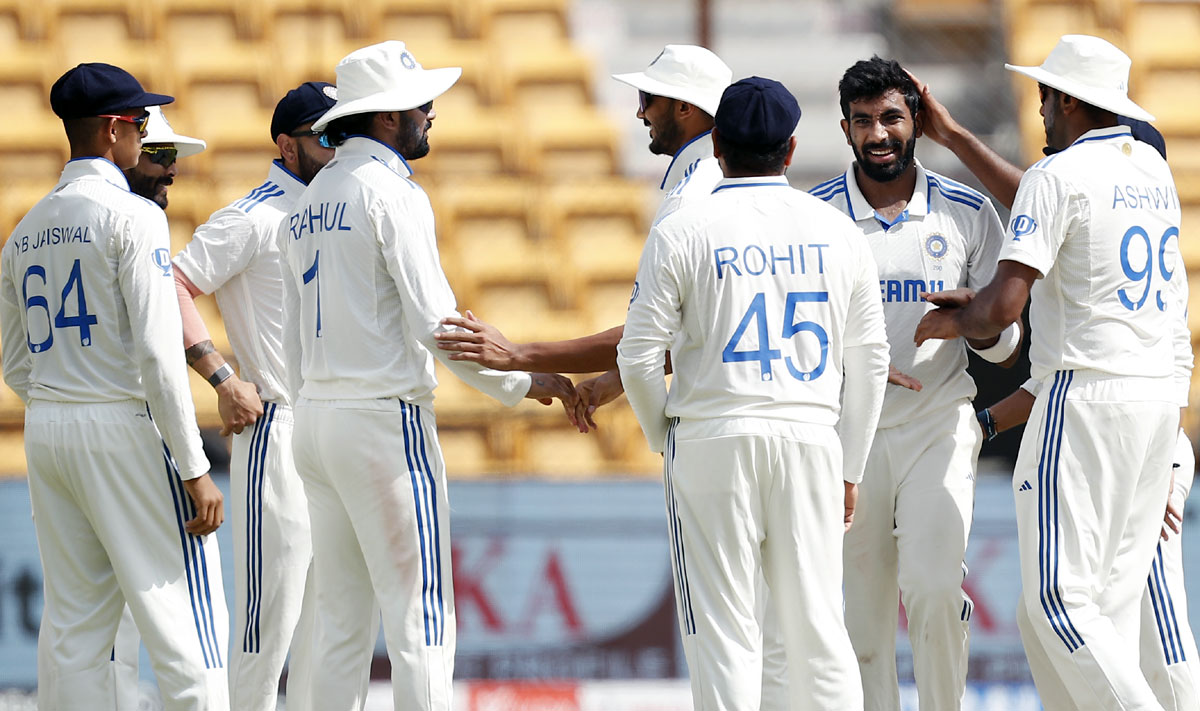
[[207, 363, 234, 388], [977, 408, 998, 441]]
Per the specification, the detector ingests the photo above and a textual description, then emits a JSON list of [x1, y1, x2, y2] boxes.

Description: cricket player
[[431, 44, 733, 410], [618, 76, 889, 711], [1, 63, 228, 710], [772, 57, 1017, 711], [173, 81, 337, 711], [279, 41, 581, 711], [915, 73, 1199, 710], [915, 35, 1189, 709]]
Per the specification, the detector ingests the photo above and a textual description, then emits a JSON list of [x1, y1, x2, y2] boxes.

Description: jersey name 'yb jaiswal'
[[11, 226, 92, 254], [714, 242, 830, 279], [287, 201, 351, 240]]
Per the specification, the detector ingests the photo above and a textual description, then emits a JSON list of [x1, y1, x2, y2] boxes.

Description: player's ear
[[840, 118, 851, 145], [913, 109, 924, 139], [677, 100, 695, 120], [277, 134, 298, 165]]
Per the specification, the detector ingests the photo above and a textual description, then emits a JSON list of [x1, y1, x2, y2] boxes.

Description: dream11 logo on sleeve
[[1009, 215, 1037, 241]]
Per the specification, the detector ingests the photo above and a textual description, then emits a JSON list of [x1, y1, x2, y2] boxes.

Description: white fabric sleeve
[[117, 209, 210, 480], [1020, 377, 1042, 396], [997, 168, 1075, 278], [375, 192, 531, 406], [966, 195, 1005, 289], [0, 242, 31, 403], [969, 321, 1021, 362], [173, 208, 260, 295], [278, 220, 303, 407], [837, 235, 888, 483], [617, 226, 679, 453]]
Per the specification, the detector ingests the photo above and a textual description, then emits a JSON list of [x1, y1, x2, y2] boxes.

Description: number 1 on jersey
[[302, 250, 322, 337]]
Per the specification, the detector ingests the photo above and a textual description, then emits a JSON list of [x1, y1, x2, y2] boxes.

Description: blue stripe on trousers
[[1036, 371, 1084, 651], [401, 402, 437, 646], [1148, 544, 1186, 665], [243, 403, 275, 653], [664, 419, 696, 635], [414, 406, 446, 646]]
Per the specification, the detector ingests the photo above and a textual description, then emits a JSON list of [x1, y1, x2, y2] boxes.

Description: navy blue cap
[[1119, 116, 1167, 159], [50, 63, 172, 120], [271, 81, 338, 141], [714, 76, 800, 148]]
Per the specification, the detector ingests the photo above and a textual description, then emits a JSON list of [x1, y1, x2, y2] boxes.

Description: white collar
[[842, 159, 931, 223], [335, 135, 414, 179], [660, 130, 713, 191], [1069, 124, 1133, 148], [58, 157, 131, 192], [711, 175, 790, 193], [267, 159, 309, 199]]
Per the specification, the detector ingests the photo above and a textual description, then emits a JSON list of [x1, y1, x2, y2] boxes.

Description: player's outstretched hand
[[527, 372, 589, 434], [182, 474, 224, 536], [844, 482, 858, 533], [888, 365, 922, 392], [905, 70, 963, 149], [576, 369, 626, 430], [216, 376, 263, 437], [436, 310, 524, 370], [921, 287, 975, 309]]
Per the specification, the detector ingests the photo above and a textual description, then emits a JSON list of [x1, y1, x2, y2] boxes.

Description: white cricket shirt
[[653, 130, 723, 226], [619, 175, 888, 450], [0, 158, 209, 478], [280, 135, 531, 407], [811, 162, 1005, 428], [1000, 126, 1189, 384], [174, 160, 304, 404]]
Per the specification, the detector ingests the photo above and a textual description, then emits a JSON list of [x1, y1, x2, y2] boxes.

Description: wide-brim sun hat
[[1005, 34, 1154, 123], [142, 106, 206, 158], [612, 44, 732, 117], [312, 40, 462, 132]]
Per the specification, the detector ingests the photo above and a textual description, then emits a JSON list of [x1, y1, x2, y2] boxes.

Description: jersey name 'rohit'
[[714, 242, 830, 279]]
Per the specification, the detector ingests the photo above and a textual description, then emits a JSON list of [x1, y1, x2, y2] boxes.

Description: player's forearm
[[616, 339, 670, 453], [515, 325, 624, 373], [986, 388, 1035, 434], [943, 126, 1024, 210]]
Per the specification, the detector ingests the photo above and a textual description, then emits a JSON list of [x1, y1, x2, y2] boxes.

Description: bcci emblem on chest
[[925, 233, 948, 260]]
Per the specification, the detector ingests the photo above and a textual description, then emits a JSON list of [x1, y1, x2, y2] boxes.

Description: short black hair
[[714, 133, 791, 175], [322, 112, 376, 147], [838, 56, 919, 121]]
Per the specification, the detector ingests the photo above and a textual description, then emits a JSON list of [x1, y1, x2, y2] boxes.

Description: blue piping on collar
[[272, 158, 308, 187], [712, 181, 790, 193], [660, 130, 712, 190]]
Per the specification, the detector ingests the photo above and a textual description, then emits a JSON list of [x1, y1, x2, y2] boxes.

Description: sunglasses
[[99, 112, 151, 133], [140, 145, 178, 166], [638, 90, 655, 112], [288, 128, 333, 148]]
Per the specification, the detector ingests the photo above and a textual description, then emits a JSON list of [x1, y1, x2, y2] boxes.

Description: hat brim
[[612, 71, 721, 116], [311, 67, 462, 132], [123, 91, 174, 111], [1004, 63, 1155, 123]]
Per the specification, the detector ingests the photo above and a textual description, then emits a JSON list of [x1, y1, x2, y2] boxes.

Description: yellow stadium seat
[[53, 12, 169, 93], [542, 180, 650, 285], [267, 0, 372, 39], [162, 12, 277, 104], [523, 423, 612, 476], [438, 424, 499, 477], [403, 39, 494, 109], [1180, 205, 1200, 271], [0, 1, 47, 40], [369, 0, 464, 42], [50, 0, 155, 39], [1135, 69, 1200, 137], [1007, 2, 1104, 68], [584, 281, 636, 335], [518, 107, 619, 177], [492, 42, 593, 110], [269, 10, 357, 88], [1127, 1, 1200, 69], [0, 429, 27, 476], [471, 0, 568, 42], [466, 284, 584, 343], [155, 0, 265, 39], [423, 109, 518, 176], [433, 362, 499, 419]]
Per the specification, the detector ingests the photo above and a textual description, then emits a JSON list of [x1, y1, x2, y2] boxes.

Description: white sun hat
[[143, 106, 206, 157], [1005, 34, 1154, 123], [311, 41, 462, 132], [612, 44, 732, 117]]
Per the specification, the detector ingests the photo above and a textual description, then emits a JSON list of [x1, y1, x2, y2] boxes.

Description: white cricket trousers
[[1013, 371, 1176, 711], [292, 398, 454, 711], [842, 399, 980, 711], [227, 403, 316, 711], [26, 399, 229, 711], [1028, 428, 1200, 711], [666, 418, 862, 711]]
